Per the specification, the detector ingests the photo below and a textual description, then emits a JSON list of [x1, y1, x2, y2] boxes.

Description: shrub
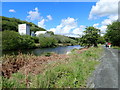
[[53, 35, 77, 44], [39, 35, 57, 48], [31, 36, 39, 43], [19, 35, 36, 49], [2, 30, 21, 50], [2, 30, 36, 50]]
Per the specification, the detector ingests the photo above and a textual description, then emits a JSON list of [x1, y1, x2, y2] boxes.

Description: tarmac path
[[87, 46, 119, 88]]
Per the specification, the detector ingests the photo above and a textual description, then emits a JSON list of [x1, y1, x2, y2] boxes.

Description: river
[[3, 45, 83, 56]]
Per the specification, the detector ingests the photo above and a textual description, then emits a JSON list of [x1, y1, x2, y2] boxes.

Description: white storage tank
[[18, 24, 30, 35]]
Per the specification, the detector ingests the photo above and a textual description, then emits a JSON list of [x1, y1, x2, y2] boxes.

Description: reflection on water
[[3, 45, 82, 56]]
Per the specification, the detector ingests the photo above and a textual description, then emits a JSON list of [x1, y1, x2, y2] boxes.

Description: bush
[[31, 36, 39, 43], [2, 30, 21, 50], [39, 35, 57, 48], [2, 30, 36, 50], [53, 35, 77, 44], [19, 35, 36, 49]]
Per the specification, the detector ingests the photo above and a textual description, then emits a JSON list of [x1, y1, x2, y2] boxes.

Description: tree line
[[79, 21, 120, 47], [2, 30, 77, 50], [2, 16, 120, 50], [104, 21, 120, 46]]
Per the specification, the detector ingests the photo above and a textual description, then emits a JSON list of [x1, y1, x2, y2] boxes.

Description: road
[[87, 46, 119, 88]]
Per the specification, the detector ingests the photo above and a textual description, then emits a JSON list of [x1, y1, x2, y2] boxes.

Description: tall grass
[[2, 46, 103, 88]]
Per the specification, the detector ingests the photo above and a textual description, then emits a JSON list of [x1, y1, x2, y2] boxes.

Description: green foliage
[[19, 35, 36, 49], [38, 35, 77, 48], [31, 36, 39, 43], [105, 21, 120, 46], [39, 35, 57, 48], [0, 31, 2, 55], [2, 46, 102, 88], [79, 26, 100, 47], [1, 16, 46, 32], [2, 30, 21, 50], [2, 30, 36, 50], [53, 35, 77, 45], [2, 72, 26, 88], [97, 36, 105, 44], [112, 46, 120, 50], [2, 30, 77, 50]]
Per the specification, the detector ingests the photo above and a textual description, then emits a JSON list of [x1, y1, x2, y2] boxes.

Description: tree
[[105, 21, 120, 46], [97, 36, 105, 44], [79, 26, 100, 47]]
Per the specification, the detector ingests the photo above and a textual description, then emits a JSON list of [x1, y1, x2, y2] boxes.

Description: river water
[[3, 45, 82, 56]]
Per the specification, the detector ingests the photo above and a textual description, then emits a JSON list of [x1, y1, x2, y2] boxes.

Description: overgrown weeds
[[1, 46, 103, 88]]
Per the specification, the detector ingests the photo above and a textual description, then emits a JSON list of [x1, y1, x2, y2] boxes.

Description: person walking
[[105, 42, 108, 48], [108, 42, 111, 48]]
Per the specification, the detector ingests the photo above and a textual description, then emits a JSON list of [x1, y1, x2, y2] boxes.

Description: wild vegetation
[[1, 16, 119, 88], [2, 30, 36, 50], [104, 21, 120, 46], [2, 16, 78, 50], [79, 26, 102, 47], [79, 21, 120, 48], [112, 46, 120, 50], [1, 46, 103, 88], [53, 35, 77, 45], [2, 30, 77, 50], [38, 34, 77, 48], [38, 35, 58, 48]]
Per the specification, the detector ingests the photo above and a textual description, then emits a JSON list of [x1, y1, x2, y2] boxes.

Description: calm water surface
[[3, 45, 82, 56]]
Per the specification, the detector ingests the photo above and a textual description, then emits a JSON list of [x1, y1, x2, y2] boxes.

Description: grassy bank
[[112, 46, 120, 50], [1, 46, 103, 88]]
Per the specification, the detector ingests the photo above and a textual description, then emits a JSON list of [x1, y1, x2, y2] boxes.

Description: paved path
[[87, 46, 119, 88]]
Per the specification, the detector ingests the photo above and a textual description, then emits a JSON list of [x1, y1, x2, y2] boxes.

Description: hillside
[[1, 16, 46, 32]]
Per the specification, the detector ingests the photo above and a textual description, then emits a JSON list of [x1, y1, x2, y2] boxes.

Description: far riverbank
[[3, 45, 83, 56]]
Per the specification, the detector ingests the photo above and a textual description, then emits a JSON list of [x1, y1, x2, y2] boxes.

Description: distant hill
[[1, 16, 46, 32]]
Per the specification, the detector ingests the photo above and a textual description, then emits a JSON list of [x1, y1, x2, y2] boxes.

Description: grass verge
[[1, 46, 103, 88], [112, 46, 120, 50]]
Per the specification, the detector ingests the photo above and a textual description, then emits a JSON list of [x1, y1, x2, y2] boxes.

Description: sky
[[2, 0, 119, 37]]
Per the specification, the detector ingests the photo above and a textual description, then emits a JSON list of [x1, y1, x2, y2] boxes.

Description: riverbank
[[3, 45, 82, 56], [1, 46, 103, 88], [36, 43, 77, 48], [2, 30, 78, 51]]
